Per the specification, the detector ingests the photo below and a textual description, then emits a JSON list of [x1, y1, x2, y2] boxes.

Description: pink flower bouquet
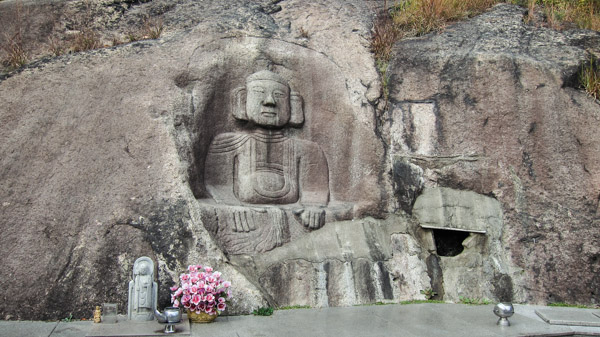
[[170, 264, 232, 316]]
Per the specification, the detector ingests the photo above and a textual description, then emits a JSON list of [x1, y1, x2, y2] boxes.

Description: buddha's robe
[[205, 129, 329, 206], [202, 129, 330, 254]]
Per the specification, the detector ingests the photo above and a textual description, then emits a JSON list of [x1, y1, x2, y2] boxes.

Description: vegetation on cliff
[[372, 0, 600, 99]]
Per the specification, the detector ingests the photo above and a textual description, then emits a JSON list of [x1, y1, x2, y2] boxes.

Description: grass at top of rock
[[0, 2, 166, 74], [519, 0, 600, 31], [372, 0, 600, 64], [371, 0, 600, 104], [372, 0, 501, 65], [371, 0, 500, 104], [389, 0, 499, 37], [579, 55, 600, 99]]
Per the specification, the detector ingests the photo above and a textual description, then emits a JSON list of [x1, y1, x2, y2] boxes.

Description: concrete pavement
[[2, 303, 600, 337]]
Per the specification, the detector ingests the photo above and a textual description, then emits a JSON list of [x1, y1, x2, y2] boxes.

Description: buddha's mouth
[[261, 111, 277, 117]]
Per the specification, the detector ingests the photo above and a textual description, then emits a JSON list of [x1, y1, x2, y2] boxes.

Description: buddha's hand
[[294, 207, 326, 230], [231, 208, 263, 233]]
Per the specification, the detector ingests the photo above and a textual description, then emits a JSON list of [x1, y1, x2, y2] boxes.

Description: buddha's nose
[[263, 93, 276, 106]]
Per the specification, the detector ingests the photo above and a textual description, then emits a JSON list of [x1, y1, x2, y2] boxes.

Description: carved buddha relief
[[202, 71, 330, 254]]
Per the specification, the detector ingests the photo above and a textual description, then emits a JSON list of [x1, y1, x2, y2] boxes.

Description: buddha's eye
[[251, 86, 265, 93], [273, 90, 286, 98]]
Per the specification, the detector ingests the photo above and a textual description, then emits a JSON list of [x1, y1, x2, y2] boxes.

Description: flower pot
[[187, 310, 218, 323]]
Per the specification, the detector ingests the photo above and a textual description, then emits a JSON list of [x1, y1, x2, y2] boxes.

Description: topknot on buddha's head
[[246, 70, 289, 87]]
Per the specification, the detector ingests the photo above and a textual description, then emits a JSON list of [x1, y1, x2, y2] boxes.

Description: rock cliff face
[[387, 4, 600, 305], [0, 1, 598, 320]]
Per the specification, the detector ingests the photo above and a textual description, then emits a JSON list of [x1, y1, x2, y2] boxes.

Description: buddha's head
[[232, 70, 304, 128], [134, 261, 151, 276]]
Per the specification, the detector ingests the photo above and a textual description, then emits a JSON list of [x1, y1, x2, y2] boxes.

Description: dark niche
[[432, 229, 470, 257]]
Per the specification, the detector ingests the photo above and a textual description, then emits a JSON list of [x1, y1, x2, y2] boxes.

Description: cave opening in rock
[[432, 229, 470, 257]]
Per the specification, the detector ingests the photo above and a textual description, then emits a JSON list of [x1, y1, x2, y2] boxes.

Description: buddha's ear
[[231, 87, 247, 120], [289, 91, 304, 127]]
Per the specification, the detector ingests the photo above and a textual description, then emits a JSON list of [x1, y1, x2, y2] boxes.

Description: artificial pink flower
[[171, 265, 230, 314]]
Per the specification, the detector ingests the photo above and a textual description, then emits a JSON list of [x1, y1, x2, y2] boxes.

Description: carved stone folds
[[199, 70, 347, 255]]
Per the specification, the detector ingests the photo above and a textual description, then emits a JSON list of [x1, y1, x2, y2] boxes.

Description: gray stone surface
[[86, 314, 190, 336], [387, 3, 600, 305], [54, 321, 95, 337], [409, 187, 513, 303], [0, 320, 58, 337], [230, 216, 420, 307], [5, 304, 600, 337], [413, 187, 502, 233], [536, 308, 600, 327]]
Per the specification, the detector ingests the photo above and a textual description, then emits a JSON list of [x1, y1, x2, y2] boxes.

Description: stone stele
[[128, 257, 157, 321]]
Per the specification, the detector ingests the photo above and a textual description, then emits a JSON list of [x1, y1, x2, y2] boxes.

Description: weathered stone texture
[[413, 187, 502, 233], [1, 0, 600, 321], [387, 233, 431, 301], [237, 217, 430, 307], [0, 0, 383, 320], [410, 187, 513, 303], [387, 4, 600, 305]]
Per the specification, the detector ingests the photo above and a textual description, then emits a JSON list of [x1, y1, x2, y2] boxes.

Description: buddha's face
[[136, 262, 150, 275], [246, 79, 290, 128]]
